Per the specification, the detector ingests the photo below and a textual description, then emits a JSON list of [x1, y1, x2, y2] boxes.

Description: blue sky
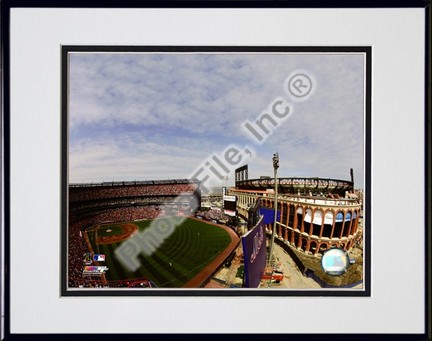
[[69, 52, 365, 189]]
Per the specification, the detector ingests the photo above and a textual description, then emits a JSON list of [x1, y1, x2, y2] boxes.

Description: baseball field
[[85, 217, 238, 288]]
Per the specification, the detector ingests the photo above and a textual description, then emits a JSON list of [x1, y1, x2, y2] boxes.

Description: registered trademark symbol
[[288, 73, 313, 98]]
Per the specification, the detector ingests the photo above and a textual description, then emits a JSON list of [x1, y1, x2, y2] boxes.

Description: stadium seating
[[68, 180, 200, 288]]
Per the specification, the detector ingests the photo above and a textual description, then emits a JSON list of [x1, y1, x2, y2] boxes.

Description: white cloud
[[68, 52, 366, 188]]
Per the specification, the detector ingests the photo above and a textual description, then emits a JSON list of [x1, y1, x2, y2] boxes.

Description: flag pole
[[268, 152, 279, 265]]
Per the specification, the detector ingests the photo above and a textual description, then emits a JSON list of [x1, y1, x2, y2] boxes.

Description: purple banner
[[259, 207, 281, 225], [241, 216, 266, 288]]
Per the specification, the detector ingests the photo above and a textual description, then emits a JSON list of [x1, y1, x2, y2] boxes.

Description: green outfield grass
[[88, 218, 232, 288]]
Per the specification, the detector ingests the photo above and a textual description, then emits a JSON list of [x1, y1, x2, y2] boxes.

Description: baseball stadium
[[65, 49, 367, 292], [67, 164, 364, 290], [232, 165, 363, 256], [67, 179, 240, 289]]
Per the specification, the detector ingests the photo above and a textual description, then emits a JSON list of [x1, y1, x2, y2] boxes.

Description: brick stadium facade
[[229, 173, 362, 256]]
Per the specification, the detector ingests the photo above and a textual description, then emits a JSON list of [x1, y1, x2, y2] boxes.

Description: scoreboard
[[223, 195, 237, 216]]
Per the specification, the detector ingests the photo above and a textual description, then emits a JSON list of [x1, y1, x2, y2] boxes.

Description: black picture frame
[[1, 0, 430, 339], [60, 45, 371, 297]]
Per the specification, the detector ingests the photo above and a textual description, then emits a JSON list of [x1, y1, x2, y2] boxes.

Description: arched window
[[322, 211, 334, 238], [319, 242, 329, 253], [312, 209, 323, 236], [309, 240, 318, 254]]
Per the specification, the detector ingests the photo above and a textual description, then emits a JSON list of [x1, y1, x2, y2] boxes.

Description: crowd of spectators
[[72, 279, 154, 288], [67, 181, 202, 288], [68, 205, 165, 288], [70, 183, 199, 203], [70, 196, 189, 215], [67, 219, 102, 288], [195, 208, 226, 222], [93, 206, 163, 224]]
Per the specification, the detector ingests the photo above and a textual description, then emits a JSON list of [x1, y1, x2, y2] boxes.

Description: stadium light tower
[[222, 175, 228, 191], [268, 152, 279, 265]]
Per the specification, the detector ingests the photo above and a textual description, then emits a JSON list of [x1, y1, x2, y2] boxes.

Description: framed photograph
[[62, 45, 370, 297], [1, 0, 430, 338]]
